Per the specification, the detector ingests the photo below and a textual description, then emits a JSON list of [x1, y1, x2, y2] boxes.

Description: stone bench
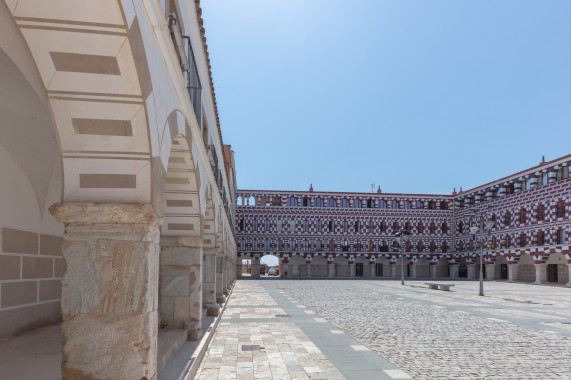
[[425, 283, 455, 291]]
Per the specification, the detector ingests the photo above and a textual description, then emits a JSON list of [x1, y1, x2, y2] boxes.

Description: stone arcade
[[0, 1, 237, 379]]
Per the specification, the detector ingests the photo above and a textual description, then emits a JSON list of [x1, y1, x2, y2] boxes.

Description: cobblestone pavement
[[196, 281, 346, 380], [274, 279, 571, 380]]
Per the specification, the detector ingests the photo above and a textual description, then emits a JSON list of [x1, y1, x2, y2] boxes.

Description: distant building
[[235, 155, 570, 286]]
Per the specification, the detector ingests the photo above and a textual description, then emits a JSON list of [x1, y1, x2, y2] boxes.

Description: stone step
[[157, 329, 188, 375]]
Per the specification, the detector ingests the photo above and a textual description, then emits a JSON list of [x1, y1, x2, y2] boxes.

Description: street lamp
[[466, 206, 495, 296], [394, 229, 411, 285]]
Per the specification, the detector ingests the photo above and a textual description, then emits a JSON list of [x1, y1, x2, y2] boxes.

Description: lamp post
[[466, 206, 495, 296], [395, 229, 411, 285]]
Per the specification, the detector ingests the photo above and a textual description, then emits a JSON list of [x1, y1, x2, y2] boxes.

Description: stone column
[[50, 203, 161, 380], [429, 264, 437, 279], [534, 263, 546, 284], [253, 254, 260, 279], [349, 263, 355, 277], [306, 262, 311, 278], [328, 262, 334, 278], [467, 264, 476, 279], [411, 262, 417, 278], [390, 263, 396, 278], [160, 236, 203, 340], [370, 263, 375, 278], [282, 262, 289, 278], [449, 264, 458, 279], [567, 264, 571, 287], [203, 248, 220, 316], [236, 260, 242, 279], [508, 264, 518, 283], [485, 264, 495, 280], [223, 258, 230, 296], [216, 255, 226, 303]]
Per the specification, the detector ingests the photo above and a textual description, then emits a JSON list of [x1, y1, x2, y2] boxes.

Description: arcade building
[[235, 154, 570, 286]]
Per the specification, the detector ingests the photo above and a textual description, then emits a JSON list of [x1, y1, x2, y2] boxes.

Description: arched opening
[[289, 255, 307, 278], [260, 254, 281, 277], [376, 256, 391, 277], [517, 254, 535, 283], [457, 258, 468, 278], [248, 195, 256, 206], [494, 255, 508, 280], [416, 258, 430, 277], [395, 255, 411, 277], [239, 254, 253, 277], [355, 256, 369, 277], [0, 43, 64, 340], [546, 253, 568, 283], [333, 255, 349, 277], [436, 257, 450, 277], [311, 255, 328, 277]]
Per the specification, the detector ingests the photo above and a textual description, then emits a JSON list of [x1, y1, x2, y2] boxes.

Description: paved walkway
[[195, 280, 410, 380]]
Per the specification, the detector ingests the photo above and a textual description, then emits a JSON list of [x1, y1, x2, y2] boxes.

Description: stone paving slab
[[196, 280, 410, 380]]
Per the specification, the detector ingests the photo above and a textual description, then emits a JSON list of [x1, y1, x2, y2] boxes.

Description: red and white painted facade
[[235, 154, 571, 285]]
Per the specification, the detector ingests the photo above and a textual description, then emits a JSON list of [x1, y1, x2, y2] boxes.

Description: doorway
[[547, 264, 558, 282], [356, 263, 364, 277], [375, 263, 383, 277], [500, 264, 508, 279]]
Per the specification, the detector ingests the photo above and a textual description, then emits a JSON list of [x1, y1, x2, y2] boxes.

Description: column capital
[[160, 236, 203, 248], [49, 202, 162, 226]]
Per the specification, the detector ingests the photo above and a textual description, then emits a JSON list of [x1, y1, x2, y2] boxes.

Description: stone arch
[[3, 2, 157, 204], [161, 134, 202, 237], [517, 254, 535, 282]]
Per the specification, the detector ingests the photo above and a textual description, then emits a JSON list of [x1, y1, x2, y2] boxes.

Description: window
[[555, 199, 566, 218], [315, 197, 323, 207], [328, 220, 334, 231], [519, 208, 527, 224], [505, 184, 514, 194], [353, 199, 362, 208], [429, 241, 436, 253], [287, 196, 297, 206], [316, 240, 322, 251], [277, 220, 282, 232], [289, 220, 296, 230], [504, 235, 511, 248], [367, 199, 373, 208], [404, 222, 411, 231], [442, 222, 448, 234], [457, 199, 464, 209], [418, 222, 424, 234], [379, 200, 386, 208], [457, 221, 463, 234], [557, 229, 567, 244], [327, 198, 336, 207], [556, 167, 570, 181], [264, 220, 270, 232], [536, 204, 545, 221], [329, 239, 336, 251], [342, 221, 348, 233], [380, 221, 386, 233], [504, 211, 511, 226], [239, 219, 244, 231], [316, 220, 322, 232], [392, 221, 399, 232], [303, 220, 309, 232], [355, 221, 360, 233], [496, 188, 502, 197], [428, 201, 436, 210], [415, 201, 423, 209], [391, 200, 399, 209], [302, 197, 310, 207], [442, 242, 448, 253], [404, 201, 411, 209], [458, 241, 464, 252], [429, 222, 436, 234], [417, 241, 424, 252], [367, 221, 373, 233], [341, 198, 350, 208], [522, 178, 531, 190], [253, 220, 258, 231], [519, 232, 526, 247], [536, 230, 545, 246], [538, 174, 547, 186], [440, 201, 448, 210]]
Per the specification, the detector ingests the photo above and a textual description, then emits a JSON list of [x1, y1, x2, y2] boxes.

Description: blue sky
[[202, 1, 571, 195]]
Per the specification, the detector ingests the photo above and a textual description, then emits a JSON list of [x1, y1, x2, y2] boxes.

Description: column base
[[184, 321, 203, 341], [223, 288, 230, 296], [216, 294, 226, 304], [205, 303, 221, 316]]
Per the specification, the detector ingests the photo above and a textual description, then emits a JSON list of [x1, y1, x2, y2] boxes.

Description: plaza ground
[[196, 279, 571, 380]]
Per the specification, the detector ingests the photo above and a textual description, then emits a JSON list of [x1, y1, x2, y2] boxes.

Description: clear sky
[[201, 1, 571, 195]]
